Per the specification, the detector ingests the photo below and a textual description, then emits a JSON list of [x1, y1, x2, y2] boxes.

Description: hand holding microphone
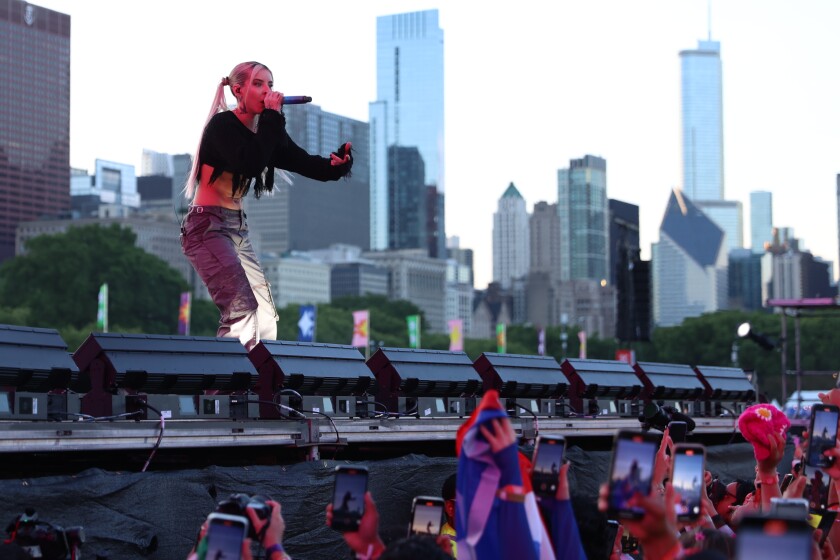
[[264, 92, 312, 112]]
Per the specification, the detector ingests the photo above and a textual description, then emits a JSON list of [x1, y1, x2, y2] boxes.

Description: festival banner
[[578, 330, 588, 359], [298, 305, 317, 342], [496, 323, 507, 354], [178, 291, 191, 336], [407, 314, 421, 349], [537, 327, 546, 356], [351, 309, 370, 348], [448, 318, 464, 352], [96, 283, 108, 333]]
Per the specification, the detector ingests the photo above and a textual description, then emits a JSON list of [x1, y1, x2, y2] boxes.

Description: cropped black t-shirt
[[197, 109, 349, 198]]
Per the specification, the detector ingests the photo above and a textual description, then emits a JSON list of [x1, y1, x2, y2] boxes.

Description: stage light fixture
[[366, 348, 481, 417], [248, 340, 375, 419], [737, 322, 776, 351], [472, 353, 568, 417], [560, 358, 642, 416], [638, 401, 696, 433]]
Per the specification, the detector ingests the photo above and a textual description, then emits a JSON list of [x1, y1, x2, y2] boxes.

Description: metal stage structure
[[0, 325, 753, 460]]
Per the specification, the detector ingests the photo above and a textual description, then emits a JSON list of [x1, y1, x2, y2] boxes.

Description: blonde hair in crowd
[[182, 62, 270, 200]]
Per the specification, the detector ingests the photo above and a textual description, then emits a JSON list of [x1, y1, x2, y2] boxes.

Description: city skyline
[[27, 0, 840, 289]]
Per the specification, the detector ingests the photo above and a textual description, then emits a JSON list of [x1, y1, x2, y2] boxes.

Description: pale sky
[[32, 0, 840, 288]]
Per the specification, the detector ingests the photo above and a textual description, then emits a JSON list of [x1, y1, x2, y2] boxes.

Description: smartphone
[[780, 473, 795, 493], [607, 430, 660, 519], [670, 443, 705, 522], [205, 513, 249, 560], [803, 464, 832, 511], [736, 515, 812, 560], [667, 421, 688, 443], [806, 404, 839, 469], [604, 520, 620, 558], [531, 435, 566, 499], [408, 496, 445, 537], [331, 465, 369, 532], [770, 497, 809, 520]]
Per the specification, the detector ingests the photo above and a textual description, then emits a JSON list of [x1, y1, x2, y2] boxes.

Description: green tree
[[0, 224, 188, 335]]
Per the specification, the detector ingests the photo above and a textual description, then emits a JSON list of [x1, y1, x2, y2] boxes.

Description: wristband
[[757, 471, 779, 486], [355, 544, 375, 560]]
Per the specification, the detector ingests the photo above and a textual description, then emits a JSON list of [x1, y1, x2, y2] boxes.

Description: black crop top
[[197, 109, 351, 198]]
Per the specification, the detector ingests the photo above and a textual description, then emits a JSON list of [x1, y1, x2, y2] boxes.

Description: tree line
[[1, 224, 836, 400]]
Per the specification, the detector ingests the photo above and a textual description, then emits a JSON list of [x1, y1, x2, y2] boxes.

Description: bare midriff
[[192, 163, 243, 210]]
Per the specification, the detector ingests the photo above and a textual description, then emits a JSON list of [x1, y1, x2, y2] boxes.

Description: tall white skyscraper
[[369, 10, 444, 250], [680, 40, 724, 201], [750, 191, 773, 254], [493, 183, 530, 289]]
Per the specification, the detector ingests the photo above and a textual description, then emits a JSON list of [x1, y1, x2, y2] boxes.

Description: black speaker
[[0, 324, 77, 391]]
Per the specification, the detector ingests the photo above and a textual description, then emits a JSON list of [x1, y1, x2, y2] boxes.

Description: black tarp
[[0, 442, 791, 560]]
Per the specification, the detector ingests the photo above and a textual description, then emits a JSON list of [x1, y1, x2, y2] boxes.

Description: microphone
[[283, 96, 312, 105]]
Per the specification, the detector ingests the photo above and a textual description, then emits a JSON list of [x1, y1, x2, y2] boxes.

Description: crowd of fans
[[6, 388, 840, 559]]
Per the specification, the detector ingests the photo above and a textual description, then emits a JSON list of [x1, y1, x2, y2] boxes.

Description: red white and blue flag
[[455, 390, 556, 560]]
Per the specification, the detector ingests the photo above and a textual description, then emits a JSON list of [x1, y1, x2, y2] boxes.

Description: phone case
[[332, 466, 368, 532]]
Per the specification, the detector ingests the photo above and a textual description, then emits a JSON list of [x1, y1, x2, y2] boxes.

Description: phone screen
[[409, 497, 444, 536], [531, 435, 566, 499], [332, 466, 368, 532], [205, 514, 248, 560], [736, 517, 812, 560], [804, 464, 832, 511], [807, 405, 839, 469], [671, 445, 705, 521], [608, 431, 658, 519]]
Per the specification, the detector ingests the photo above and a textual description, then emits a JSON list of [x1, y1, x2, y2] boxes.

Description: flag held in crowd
[[351, 309, 369, 348], [298, 305, 317, 342], [455, 390, 556, 560], [407, 314, 421, 349], [96, 283, 108, 333], [448, 318, 464, 352], [178, 292, 191, 336]]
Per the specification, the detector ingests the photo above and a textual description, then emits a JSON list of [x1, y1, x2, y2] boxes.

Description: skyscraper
[[492, 183, 529, 289], [388, 146, 426, 251], [557, 155, 609, 282], [696, 199, 742, 252], [245, 103, 370, 254], [652, 189, 728, 327], [750, 190, 773, 254], [0, 1, 70, 261], [680, 40, 723, 201], [370, 9, 444, 250], [529, 201, 561, 281]]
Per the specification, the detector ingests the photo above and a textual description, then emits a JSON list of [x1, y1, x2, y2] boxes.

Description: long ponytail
[[182, 62, 269, 200]]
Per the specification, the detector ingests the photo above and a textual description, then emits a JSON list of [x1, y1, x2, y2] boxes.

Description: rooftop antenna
[[707, 0, 713, 40]]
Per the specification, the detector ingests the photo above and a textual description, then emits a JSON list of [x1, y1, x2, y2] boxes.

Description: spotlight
[[737, 322, 776, 351], [638, 402, 696, 433]]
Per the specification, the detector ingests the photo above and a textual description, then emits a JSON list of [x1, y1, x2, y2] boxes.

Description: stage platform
[[0, 414, 739, 454]]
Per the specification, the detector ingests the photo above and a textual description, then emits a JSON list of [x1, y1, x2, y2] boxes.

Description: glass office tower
[[369, 9, 444, 250], [0, 1, 71, 261], [680, 40, 723, 202]]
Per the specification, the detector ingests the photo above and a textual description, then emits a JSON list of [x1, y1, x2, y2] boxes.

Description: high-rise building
[[492, 183, 530, 289], [652, 189, 728, 327], [750, 191, 773, 254], [728, 248, 764, 311], [426, 185, 445, 259], [70, 160, 140, 218], [530, 201, 561, 282], [370, 9, 444, 250], [387, 146, 426, 251], [245, 103, 370, 254], [610, 199, 650, 341], [696, 199, 743, 252], [558, 155, 609, 282], [0, 1, 71, 261], [680, 40, 723, 201]]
